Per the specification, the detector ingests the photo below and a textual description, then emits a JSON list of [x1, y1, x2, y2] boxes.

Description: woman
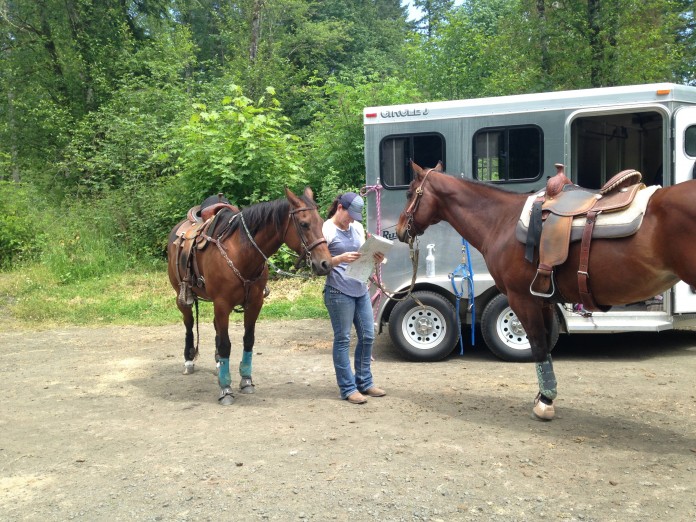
[[323, 192, 385, 404]]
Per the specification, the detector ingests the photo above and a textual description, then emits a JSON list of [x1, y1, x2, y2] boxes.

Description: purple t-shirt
[[322, 220, 367, 297]]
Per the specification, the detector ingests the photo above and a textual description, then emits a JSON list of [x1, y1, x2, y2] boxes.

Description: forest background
[[0, 0, 694, 326]]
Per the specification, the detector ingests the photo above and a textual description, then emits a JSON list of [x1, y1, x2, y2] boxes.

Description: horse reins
[[365, 168, 437, 308], [226, 204, 326, 282], [404, 167, 436, 245], [285, 205, 328, 266]]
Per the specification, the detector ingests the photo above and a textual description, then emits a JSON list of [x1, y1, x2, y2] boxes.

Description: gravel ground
[[1, 319, 696, 521]]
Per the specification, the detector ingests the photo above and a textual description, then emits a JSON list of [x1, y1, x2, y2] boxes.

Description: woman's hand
[[335, 251, 361, 266], [373, 252, 385, 265]]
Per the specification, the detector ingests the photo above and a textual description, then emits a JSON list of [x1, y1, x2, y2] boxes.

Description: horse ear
[[284, 186, 300, 204], [411, 160, 424, 177], [435, 161, 444, 171], [303, 186, 315, 201]]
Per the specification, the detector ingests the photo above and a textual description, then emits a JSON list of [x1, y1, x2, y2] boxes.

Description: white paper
[[345, 234, 394, 282]]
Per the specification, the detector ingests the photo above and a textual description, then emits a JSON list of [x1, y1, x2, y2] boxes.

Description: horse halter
[[285, 205, 327, 264], [404, 168, 436, 243]]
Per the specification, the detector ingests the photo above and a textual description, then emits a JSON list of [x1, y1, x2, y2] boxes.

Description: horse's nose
[[396, 225, 406, 243], [319, 259, 332, 274]]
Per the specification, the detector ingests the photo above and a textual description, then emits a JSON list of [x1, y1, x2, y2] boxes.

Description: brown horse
[[167, 187, 332, 405], [396, 161, 696, 420]]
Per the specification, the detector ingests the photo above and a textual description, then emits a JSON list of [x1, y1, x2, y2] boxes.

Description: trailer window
[[473, 126, 542, 182], [380, 133, 445, 188], [685, 126, 696, 157]]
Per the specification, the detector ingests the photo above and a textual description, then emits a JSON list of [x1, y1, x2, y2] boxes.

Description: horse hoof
[[533, 396, 555, 421], [218, 387, 235, 405], [183, 361, 195, 375], [239, 377, 255, 394]]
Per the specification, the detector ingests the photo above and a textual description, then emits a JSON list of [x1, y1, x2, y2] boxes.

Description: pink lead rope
[[360, 183, 384, 322]]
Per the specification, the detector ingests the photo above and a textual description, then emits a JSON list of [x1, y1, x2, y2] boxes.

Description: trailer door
[[672, 106, 696, 312]]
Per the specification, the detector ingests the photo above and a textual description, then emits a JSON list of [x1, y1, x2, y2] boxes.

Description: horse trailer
[[363, 82, 696, 362]]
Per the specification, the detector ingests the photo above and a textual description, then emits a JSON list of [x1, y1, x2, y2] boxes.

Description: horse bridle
[[232, 204, 326, 274], [404, 168, 436, 244], [285, 205, 327, 265]]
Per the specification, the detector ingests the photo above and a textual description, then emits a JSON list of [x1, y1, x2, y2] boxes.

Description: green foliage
[[408, 0, 692, 100], [38, 198, 137, 284], [0, 264, 327, 328], [493, 0, 689, 91], [2, 0, 696, 331], [172, 85, 307, 205], [58, 28, 197, 194], [408, 1, 515, 99], [0, 182, 48, 268], [301, 75, 422, 204], [412, 0, 455, 35], [0, 0, 177, 190], [117, 178, 202, 259], [0, 263, 185, 327], [611, 0, 685, 84]]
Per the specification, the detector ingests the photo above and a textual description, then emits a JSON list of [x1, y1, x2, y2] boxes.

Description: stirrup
[[177, 281, 194, 307], [529, 271, 555, 298]]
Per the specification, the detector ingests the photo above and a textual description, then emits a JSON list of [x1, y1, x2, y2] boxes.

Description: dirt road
[[2, 319, 695, 521]]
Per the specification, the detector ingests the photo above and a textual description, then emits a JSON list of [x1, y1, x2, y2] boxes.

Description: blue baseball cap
[[339, 192, 364, 222]]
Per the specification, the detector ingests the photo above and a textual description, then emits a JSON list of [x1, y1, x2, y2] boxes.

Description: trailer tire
[[388, 291, 459, 362], [481, 294, 559, 362]]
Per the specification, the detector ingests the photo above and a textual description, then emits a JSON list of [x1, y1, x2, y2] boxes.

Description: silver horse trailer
[[363, 83, 696, 362]]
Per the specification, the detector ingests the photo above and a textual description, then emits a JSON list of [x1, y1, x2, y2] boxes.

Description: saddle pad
[[516, 185, 661, 243]]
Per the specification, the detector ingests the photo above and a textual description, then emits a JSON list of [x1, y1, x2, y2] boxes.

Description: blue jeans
[[323, 286, 375, 399]]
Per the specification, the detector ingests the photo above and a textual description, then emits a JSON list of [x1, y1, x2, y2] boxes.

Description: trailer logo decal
[[380, 108, 429, 119]]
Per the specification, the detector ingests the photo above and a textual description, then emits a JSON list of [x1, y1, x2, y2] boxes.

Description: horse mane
[[215, 192, 316, 244], [431, 168, 525, 202]]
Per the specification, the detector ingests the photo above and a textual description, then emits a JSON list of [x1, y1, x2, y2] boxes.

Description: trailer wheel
[[388, 291, 459, 361], [481, 294, 559, 362]]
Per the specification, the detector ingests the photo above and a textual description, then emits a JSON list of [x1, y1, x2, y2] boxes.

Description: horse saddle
[[516, 164, 659, 311], [173, 195, 239, 306]]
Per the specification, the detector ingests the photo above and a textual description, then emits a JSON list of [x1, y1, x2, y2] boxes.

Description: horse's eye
[[301, 222, 310, 229]]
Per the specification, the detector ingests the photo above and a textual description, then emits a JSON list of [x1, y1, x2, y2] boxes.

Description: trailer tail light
[[365, 112, 377, 118], [656, 89, 671, 96]]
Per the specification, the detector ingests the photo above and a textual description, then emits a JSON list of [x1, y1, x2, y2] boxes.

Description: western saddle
[[526, 164, 646, 311], [172, 194, 239, 307]]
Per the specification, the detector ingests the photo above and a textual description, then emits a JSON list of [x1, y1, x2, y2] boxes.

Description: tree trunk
[[7, 89, 21, 183], [588, 0, 602, 86], [536, 0, 550, 89], [38, 2, 70, 103], [249, 0, 265, 63]]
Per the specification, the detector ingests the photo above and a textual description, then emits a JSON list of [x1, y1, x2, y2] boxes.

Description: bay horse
[[396, 161, 696, 420], [167, 187, 332, 405]]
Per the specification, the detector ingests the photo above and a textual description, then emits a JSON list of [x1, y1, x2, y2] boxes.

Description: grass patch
[[0, 262, 327, 331]]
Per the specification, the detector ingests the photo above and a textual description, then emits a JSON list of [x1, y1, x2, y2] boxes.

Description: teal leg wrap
[[239, 351, 252, 378], [536, 355, 557, 400], [218, 358, 231, 388]]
